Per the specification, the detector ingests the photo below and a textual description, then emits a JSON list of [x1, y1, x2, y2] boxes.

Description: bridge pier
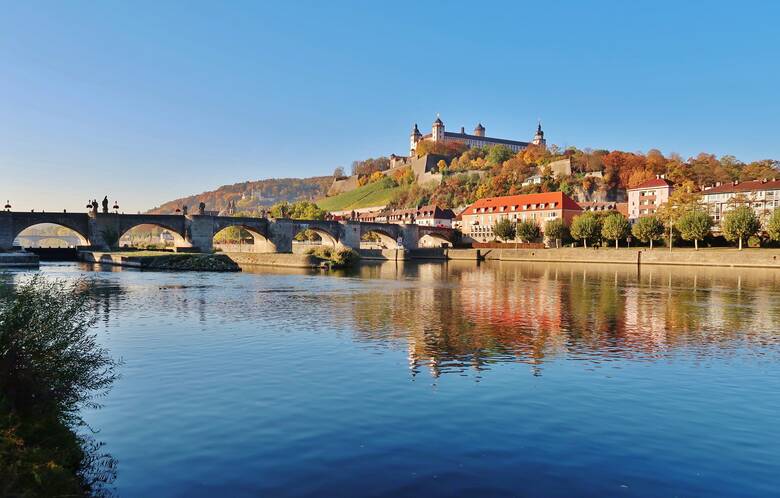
[[0, 213, 14, 250]]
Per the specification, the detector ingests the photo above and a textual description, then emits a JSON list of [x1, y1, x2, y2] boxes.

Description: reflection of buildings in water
[[350, 261, 780, 379]]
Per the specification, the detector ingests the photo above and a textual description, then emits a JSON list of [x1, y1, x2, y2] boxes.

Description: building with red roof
[[627, 175, 674, 220], [461, 192, 582, 242]]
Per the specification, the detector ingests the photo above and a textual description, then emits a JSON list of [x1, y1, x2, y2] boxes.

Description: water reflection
[[22, 261, 780, 380], [244, 260, 780, 378]]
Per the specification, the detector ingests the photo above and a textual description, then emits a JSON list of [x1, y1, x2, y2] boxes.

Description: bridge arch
[[118, 223, 188, 248], [14, 223, 89, 248], [293, 227, 339, 247], [418, 232, 454, 248], [118, 223, 187, 249], [213, 223, 277, 252], [360, 228, 398, 249]]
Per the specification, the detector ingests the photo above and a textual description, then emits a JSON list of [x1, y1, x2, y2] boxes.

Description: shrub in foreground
[[0, 275, 119, 496]]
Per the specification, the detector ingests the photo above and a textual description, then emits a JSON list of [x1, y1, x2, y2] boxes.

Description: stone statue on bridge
[[198, 202, 206, 215], [182, 205, 188, 216], [101, 196, 109, 214], [91, 199, 98, 215]]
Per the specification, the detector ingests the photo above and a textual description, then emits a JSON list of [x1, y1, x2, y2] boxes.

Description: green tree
[[570, 212, 601, 248], [677, 210, 713, 250], [270, 201, 291, 219], [289, 200, 326, 220], [767, 209, 780, 242], [601, 213, 630, 249], [544, 218, 567, 248], [516, 220, 541, 243], [721, 206, 761, 250], [493, 218, 516, 242], [487, 145, 514, 166], [631, 216, 665, 249]]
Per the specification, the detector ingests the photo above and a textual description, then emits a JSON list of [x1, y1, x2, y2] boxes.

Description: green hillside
[[317, 180, 402, 212]]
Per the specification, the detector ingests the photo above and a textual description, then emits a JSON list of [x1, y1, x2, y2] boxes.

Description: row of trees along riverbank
[[492, 185, 780, 250], [1, 275, 119, 497]]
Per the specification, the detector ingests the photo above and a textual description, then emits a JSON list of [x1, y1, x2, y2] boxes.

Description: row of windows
[[472, 202, 558, 214], [704, 190, 780, 202]]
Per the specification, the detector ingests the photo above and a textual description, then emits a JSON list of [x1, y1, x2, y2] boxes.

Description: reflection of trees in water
[[346, 262, 780, 377]]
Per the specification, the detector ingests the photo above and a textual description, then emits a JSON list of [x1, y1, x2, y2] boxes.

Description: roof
[[443, 131, 530, 148], [703, 179, 780, 194], [465, 192, 582, 214], [628, 177, 674, 190]]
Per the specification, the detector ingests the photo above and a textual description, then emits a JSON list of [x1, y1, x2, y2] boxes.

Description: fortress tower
[[409, 124, 422, 155], [432, 116, 445, 142], [532, 122, 546, 147]]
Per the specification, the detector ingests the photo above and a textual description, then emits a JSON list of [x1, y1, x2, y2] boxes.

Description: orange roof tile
[[465, 192, 582, 214]]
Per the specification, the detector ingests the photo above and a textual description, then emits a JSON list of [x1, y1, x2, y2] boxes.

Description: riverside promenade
[[476, 247, 780, 269]]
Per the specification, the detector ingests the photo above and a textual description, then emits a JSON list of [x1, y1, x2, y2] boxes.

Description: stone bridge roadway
[[0, 211, 459, 252]]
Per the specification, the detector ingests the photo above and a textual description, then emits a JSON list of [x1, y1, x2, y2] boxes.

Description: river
[[6, 261, 780, 497]]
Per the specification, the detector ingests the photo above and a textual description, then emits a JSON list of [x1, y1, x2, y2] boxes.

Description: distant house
[[578, 201, 629, 217], [415, 205, 456, 228], [521, 174, 544, 187], [357, 205, 455, 228], [522, 158, 574, 187], [627, 176, 673, 220], [461, 192, 582, 242]]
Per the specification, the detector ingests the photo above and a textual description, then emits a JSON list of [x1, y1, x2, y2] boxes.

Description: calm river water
[[6, 261, 780, 497]]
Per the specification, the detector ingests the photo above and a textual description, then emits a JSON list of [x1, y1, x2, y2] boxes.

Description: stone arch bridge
[[0, 211, 459, 253]]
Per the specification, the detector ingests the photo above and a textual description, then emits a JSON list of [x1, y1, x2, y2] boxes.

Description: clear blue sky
[[2, 0, 778, 212]]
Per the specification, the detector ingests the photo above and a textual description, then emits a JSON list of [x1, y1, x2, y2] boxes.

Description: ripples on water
[[5, 261, 780, 497]]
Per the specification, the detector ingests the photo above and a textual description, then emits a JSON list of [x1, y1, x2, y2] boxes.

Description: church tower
[[532, 122, 546, 147], [432, 115, 445, 142], [410, 123, 422, 155], [474, 122, 485, 137]]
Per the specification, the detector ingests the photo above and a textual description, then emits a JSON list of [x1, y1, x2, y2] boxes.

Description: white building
[[701, 179, 780, 225]]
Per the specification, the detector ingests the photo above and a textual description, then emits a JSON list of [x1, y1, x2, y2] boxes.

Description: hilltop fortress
[[410, 116, 546, 155], [328, 116, 546, 197]]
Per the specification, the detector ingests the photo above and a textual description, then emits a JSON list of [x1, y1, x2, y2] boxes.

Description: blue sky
[[1, 0, 778, 212]]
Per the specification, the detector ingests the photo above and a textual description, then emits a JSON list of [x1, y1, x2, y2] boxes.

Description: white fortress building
[[410, 116, 546, 155]]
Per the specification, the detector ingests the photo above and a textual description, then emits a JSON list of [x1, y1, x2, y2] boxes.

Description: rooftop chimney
[[460, 126, 465, 134]]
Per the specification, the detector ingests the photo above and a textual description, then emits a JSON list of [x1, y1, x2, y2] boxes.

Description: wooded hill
[[148, 176, 332, 214]]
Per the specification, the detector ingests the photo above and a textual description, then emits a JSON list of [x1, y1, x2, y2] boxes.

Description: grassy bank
[[305, 247, 360, 268], [317, 180, 402, 211], [82, 251, 241, 271]]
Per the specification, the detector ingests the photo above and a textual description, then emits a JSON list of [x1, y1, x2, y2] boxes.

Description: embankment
[[483, 247, 780, 269], [0, 251, 39, 268], [222, 252, 322, 268]]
